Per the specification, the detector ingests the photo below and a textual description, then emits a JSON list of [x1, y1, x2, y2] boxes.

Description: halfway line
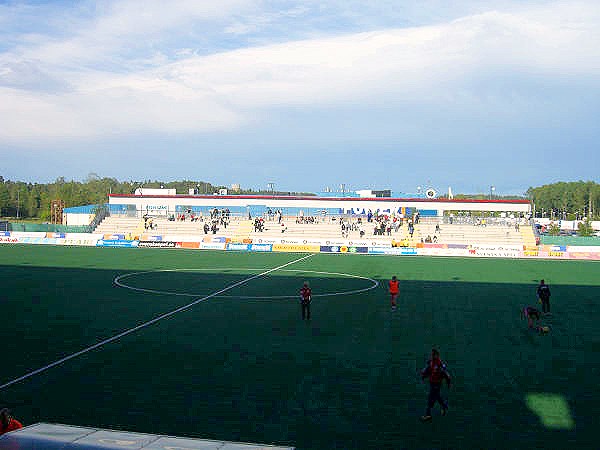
[[0, 253, 314, 391]]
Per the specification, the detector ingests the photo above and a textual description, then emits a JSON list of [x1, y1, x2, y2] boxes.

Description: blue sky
[[1, 0, 599, 195]]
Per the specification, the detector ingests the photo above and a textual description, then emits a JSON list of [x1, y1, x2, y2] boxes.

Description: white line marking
[[0, 254, 314, 391], [114, 268, 379, 299]]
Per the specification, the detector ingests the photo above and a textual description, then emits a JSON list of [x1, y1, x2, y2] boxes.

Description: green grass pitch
[[0, 245, 598, 449]]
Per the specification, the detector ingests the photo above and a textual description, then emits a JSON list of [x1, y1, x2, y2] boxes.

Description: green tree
[[577, 219, 594, 237], [547, 222, 561, 236]]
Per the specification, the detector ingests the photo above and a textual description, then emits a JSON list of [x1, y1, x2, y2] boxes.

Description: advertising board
[[177, 242, 201, 249], [416, 247, 470, 257], [320, 245, 368, 254], [138, 241, 177, 248], [104, 233, 125, 240], [249, 243, 273, 252], [199, 242, 226, 250], [96, 240, 139, 248], [226, 243, 251, 251], [467, 245, 522, 258], [272, 244, 320, 253], [368, 247, 418, 255]]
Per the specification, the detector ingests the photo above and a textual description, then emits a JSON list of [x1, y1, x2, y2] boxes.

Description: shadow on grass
[[0, 263, 597, 449]]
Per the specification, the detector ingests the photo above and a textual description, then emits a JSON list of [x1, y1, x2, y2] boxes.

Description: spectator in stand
[[0, 408, 22, 435]]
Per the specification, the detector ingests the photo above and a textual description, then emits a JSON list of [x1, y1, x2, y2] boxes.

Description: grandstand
[[410, 217, 535, 247], [93, 213, 533, 248], [94, 215, 247, 242]]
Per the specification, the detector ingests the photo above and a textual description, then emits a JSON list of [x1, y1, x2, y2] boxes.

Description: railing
[[8, 223, 92, 233], [89, 205, 109, 232]]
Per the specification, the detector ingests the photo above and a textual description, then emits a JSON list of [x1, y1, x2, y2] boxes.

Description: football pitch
[[0, 245, 598, 449]]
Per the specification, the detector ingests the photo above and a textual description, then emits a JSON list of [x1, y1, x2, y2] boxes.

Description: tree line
[[1, 175, 597, 221], [0, 174, 314, 220], [526, 181, 599, 220]]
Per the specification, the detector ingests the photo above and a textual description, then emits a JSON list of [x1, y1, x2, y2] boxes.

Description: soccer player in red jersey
[[420, 349, 452, 422], [388, 276, 400, 311], [299, 282, 312, 320]]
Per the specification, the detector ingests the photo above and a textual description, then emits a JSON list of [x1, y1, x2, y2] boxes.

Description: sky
[[1, 0, 599, 196]]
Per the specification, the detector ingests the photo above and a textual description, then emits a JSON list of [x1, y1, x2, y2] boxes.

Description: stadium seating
[[94, 215, 245, 241], [412, 218, 529, 246], [94, 214, 533, 248]]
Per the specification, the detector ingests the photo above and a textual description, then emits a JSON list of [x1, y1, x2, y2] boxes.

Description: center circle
[[114, 268, 379, 299]]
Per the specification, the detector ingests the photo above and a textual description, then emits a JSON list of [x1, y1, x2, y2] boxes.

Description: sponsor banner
[[568, 252, 600, 260], [540, 245, 567, 253], [469, 244, 523, 252], [145, 205, 168, 215], [227, 243, 251, 251], [142, 235, 163, 241], [201, 236, 227, 243], [21, 237, 58, 245], [566, 246, 600, 253], [96, 239, 139, 248], [163, 234, 199, 242], [278, 238, 304, 245], [447, 243, 469, 249], [10, 232, 46, 238], [200, 242, 226, 250], [416, 247, 471, 257], [66, 233, 103, 240], [467, 248, 522, 258], [177, 242, 201, 249], [0, 236, 19, 244], [467, 244, 523, 258], [59, 238, 98, 247], [368, 241, 393, 248], [104, 233, 125, 240], [138, 241, 177, 248], [368, 247, 418, 255], [46, 232, 66, 238], [249, 243, 273, 252], [320, 239, 346, 246], [254, 238, 279, 244], [1, 231, 9, 236], [345, 240, 372, 247], [422, 243, 448, 249], [320, 245, 368, 254], [368, 247, 387, 254], [272, 244, 320, 253]]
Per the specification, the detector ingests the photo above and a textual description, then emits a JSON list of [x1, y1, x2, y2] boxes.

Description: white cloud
[[1, 1, 599, 145]]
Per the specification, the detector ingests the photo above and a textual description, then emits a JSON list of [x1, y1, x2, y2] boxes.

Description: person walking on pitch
[[300, 281, 312, 320], [536, 279, 551, 314], [420, 348, 452, 422], [389, 275, 400, 311]]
